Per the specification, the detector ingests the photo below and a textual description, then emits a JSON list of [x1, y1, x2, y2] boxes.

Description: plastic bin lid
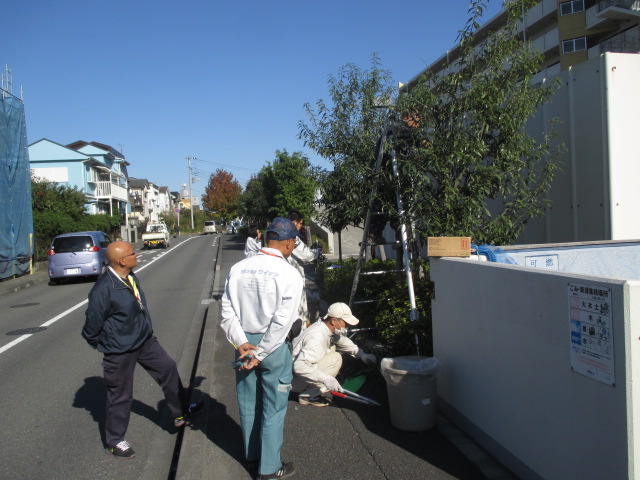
[[380, 356, 441, 376]]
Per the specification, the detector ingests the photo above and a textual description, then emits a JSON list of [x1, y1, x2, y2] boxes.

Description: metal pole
[[390, 147, 420, 355], [187, 156, 194, 230]]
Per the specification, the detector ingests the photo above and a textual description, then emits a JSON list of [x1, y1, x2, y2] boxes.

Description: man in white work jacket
[[221, 217, 303, 480], [292, 302, 376, 407], [286, 210, 321, 327]]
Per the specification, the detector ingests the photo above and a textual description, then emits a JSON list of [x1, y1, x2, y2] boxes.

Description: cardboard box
[[427, 237, 471, 257]]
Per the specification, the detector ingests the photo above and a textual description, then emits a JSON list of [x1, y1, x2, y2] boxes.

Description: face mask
[[334, 327, 348, 336]]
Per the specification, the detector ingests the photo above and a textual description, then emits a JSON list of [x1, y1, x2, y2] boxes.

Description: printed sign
[[524, 254, 559, 270], [568, 283, 614, 386]]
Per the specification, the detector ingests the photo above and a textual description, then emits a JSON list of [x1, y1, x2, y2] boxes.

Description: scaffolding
[[1, 66, 33, 279]]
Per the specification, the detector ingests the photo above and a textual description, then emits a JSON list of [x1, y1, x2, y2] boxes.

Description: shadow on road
[[73, 376, 176, 447]]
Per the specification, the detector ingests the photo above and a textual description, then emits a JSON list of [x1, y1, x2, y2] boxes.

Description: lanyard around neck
[[110, 267, 141, 301], [259, 249, 286, 261]]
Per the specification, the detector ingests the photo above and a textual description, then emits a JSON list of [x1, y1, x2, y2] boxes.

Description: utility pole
[[187, 156, 194, 229]]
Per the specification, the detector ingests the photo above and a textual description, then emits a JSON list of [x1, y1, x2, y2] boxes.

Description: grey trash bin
[[380, 356, 441, 432]]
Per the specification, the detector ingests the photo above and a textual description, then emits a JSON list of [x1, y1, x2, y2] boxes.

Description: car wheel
[[49, 278, 61, 286]]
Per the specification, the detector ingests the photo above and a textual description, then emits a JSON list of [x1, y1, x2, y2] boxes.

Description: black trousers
[[102, 336, 186, 447]]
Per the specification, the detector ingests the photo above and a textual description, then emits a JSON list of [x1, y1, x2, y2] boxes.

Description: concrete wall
[[518, 53, 640, 244], [500, 241, 640, 279], [430, 257, 640, 480]]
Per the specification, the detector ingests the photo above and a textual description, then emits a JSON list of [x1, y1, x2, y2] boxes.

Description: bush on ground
[[316, 258, 433, 357]]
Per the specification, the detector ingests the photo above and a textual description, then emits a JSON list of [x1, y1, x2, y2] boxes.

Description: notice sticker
[[568, 283, 614, 386]]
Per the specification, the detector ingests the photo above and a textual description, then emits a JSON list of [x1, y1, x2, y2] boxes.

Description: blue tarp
[[472, 244, 517, 264], [0, 92, 33, 279]]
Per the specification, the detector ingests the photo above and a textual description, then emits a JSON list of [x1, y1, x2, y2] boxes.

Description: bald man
[[82, 241, 202, 459]]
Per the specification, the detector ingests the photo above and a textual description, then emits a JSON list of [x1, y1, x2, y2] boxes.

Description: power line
[[191, 157, 260, 172]]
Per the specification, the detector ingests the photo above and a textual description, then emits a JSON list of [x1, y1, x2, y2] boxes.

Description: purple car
[[47, 231, 112, 284]]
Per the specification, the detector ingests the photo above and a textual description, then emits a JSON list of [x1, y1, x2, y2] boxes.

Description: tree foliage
[[201, 169, 242, 223], [299, 54, 396, 232], [391, 0, 562, 245], [31, 178, 121, 261], [300, 0, 562, 246], [238, 149, 318, 223], [31, 177, 87, 219]]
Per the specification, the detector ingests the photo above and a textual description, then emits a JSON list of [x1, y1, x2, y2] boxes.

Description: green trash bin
[[380, 356, 441, 432]]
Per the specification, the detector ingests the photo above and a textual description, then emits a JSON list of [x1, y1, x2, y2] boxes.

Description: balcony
[[531, 27, 560, 54], [586, 1, 640, 30], [95, 181, 128, 201]]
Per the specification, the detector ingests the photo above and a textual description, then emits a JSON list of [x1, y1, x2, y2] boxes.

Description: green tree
[[239, 172, 272, 225], [269, 150, 318, 219], [391, 0, 562, 245], [299, 54, 396, 233], [31, 177, 86, 219], [201, 169, 242, 223], [301, 1, 561, 248], [30, 178, 121, 260], [238, 150, 318, 222]]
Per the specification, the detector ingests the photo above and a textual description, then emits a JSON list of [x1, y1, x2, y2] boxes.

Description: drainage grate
[[6, 327, 47, 336]]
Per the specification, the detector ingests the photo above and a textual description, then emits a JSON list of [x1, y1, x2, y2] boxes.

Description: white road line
[[0, 237, 195, 356]]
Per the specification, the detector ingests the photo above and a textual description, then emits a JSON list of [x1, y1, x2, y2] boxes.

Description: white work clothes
[[220, 248, 303, 362], [292, 320, 362, 390], [244, 237, 261, 257], [289, 239, 320, 326], [289, 238, 320, 278]]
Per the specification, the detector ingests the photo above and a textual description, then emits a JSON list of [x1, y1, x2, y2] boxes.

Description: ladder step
[[359, 269, 405, 276]]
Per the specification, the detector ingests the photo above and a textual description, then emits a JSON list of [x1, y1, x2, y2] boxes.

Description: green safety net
[[0, 92, 33, 279]]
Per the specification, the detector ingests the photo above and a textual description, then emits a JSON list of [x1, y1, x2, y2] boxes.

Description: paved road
[[0, 234, 219, 480]]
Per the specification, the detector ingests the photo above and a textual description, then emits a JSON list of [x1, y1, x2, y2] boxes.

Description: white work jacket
[[292, 320, 362, 384], [220, 248, 303, 361], [244, 237, 261, 257], [289, 238, 320, 278]]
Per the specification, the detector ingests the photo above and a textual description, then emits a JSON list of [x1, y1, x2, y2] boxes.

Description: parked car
[[203, 220, 218, 234], [47, 231, 111, 284]]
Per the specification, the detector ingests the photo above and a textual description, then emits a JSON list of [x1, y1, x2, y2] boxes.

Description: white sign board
[[568, 283, 614, 386], [525, 254, 559, 270]]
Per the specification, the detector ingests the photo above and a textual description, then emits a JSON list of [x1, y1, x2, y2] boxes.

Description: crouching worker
[[292, 302, 377, 407]]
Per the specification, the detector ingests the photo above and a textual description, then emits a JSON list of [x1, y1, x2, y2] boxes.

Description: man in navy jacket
[[82, 241, 202, 459]]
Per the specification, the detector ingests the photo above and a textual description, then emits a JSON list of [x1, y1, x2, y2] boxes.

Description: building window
[[560, 0, 585, 16], [562, 36, 587, 54]]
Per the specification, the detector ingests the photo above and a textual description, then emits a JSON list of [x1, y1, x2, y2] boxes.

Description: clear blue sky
[[5, 0, 503, 201]]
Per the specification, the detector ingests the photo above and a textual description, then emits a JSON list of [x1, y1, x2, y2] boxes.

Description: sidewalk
[[0, 262, 49, 298], [176, 241, 517, 480]]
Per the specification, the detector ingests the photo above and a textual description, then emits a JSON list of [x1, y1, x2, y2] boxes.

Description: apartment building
[[409, 0, 640, 243]]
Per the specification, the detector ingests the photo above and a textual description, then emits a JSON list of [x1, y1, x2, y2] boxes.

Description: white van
[[203, 221, 217, 234]]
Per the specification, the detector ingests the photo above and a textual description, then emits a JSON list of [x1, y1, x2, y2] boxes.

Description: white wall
[[518, 53, 640, 244], [430, 257, 640, 480]]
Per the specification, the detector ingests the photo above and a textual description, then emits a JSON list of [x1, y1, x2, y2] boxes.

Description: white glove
[[323, 375, 343, 392], [360, 352, 377, 366]]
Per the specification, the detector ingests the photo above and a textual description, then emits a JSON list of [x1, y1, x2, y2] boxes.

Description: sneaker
[[105, 440, 135, 459], [298, 395, 330, 407], [256, 462, 295, 479], [175, 401, 205, 427]]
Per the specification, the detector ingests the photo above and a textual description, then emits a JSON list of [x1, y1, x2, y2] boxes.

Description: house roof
[[28, 138, 92, 162], [127, 177, 149, 188], [67, 140, 123, 158]]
